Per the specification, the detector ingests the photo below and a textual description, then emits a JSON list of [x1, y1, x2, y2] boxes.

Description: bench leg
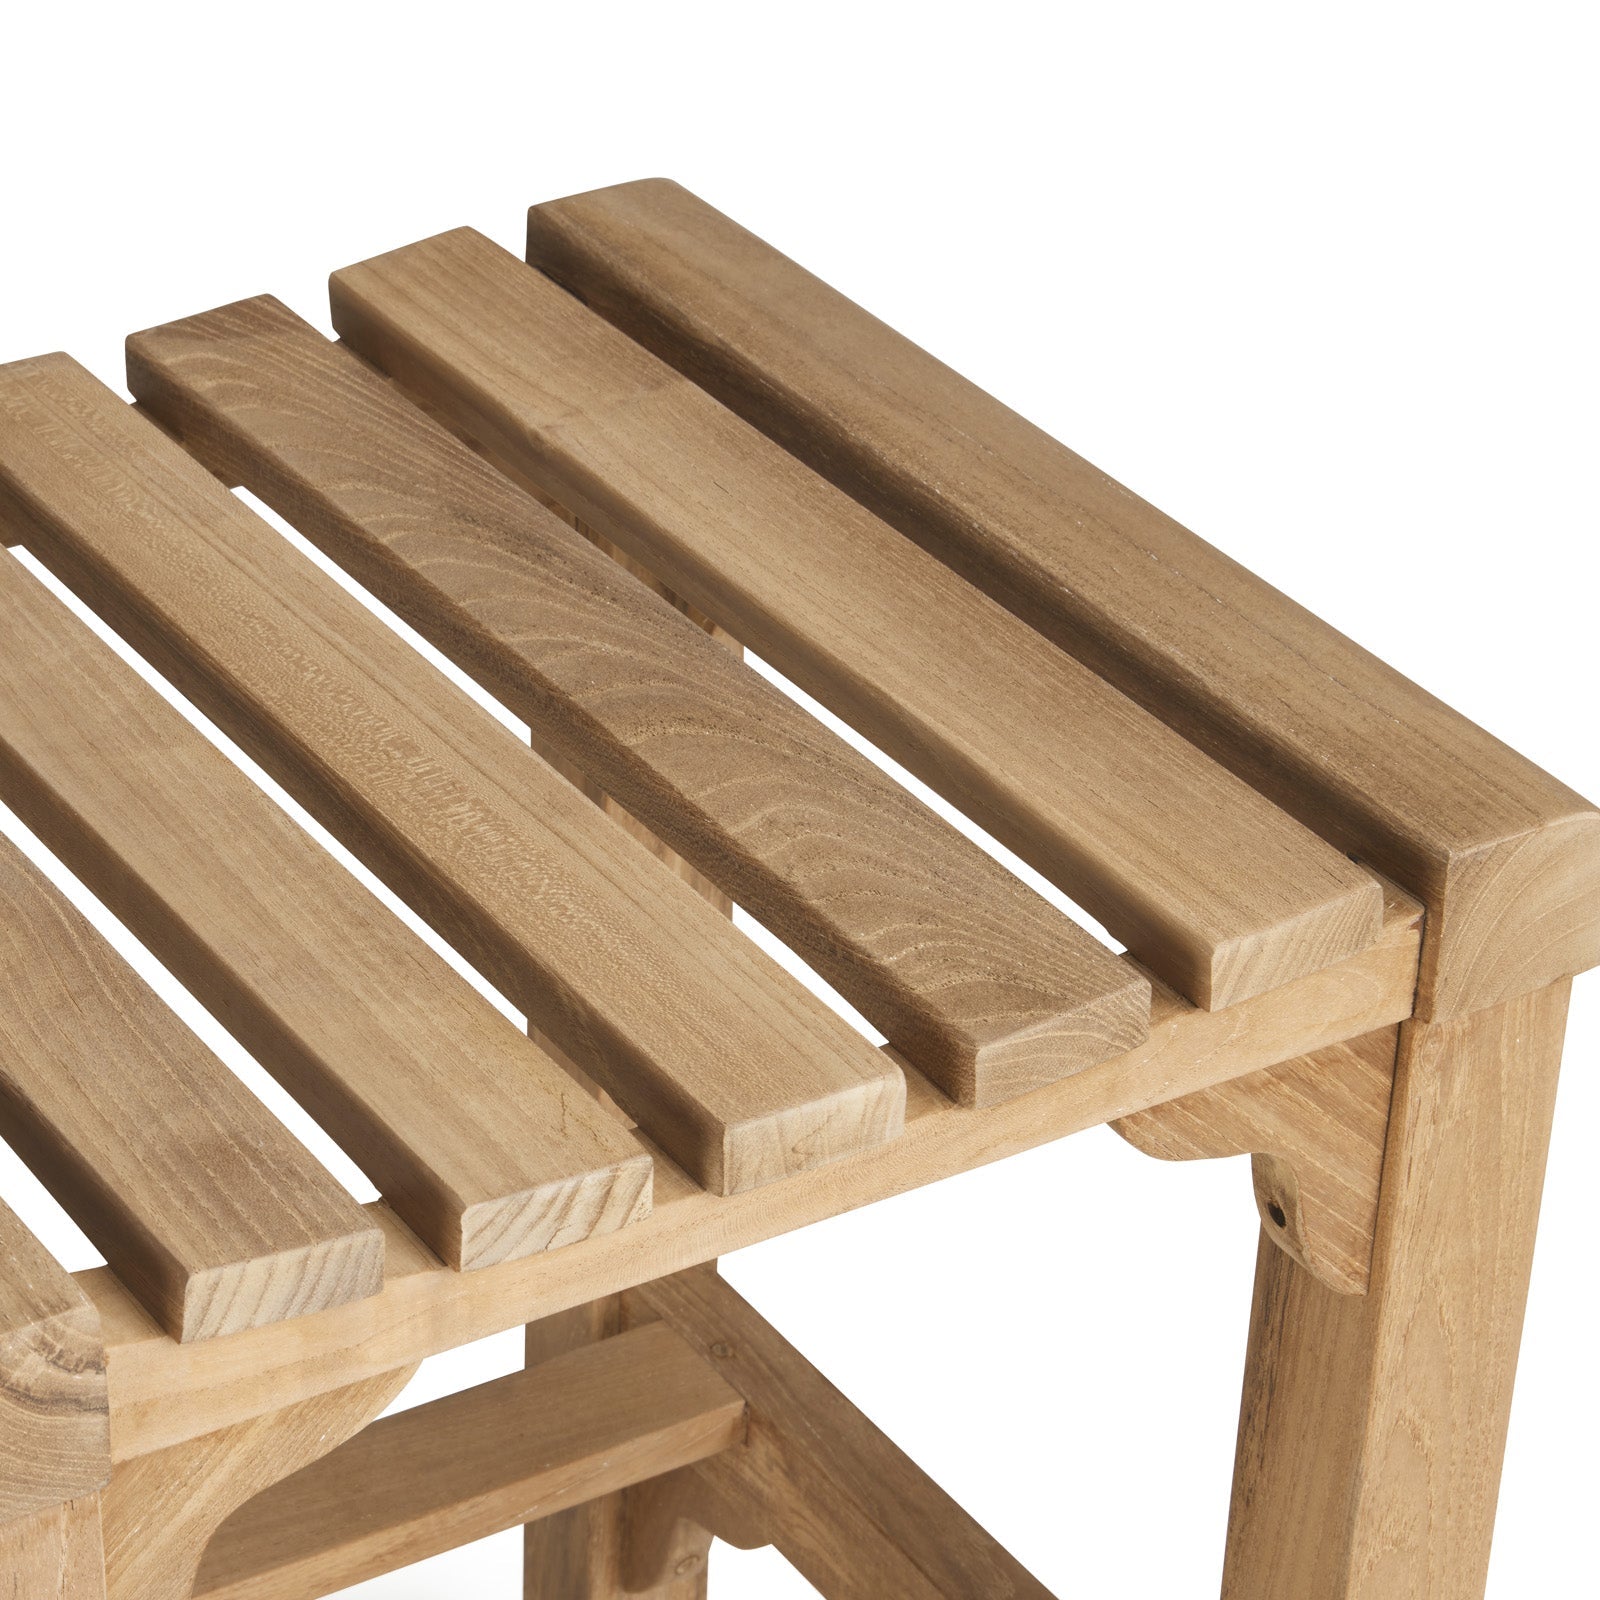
[[99, 1365, 414, 1600], [0, 1495, 106, 1598], [523, 1298, 713, 1599], [1222, 981, 1570, 1599], [625, 1267, 1055, 1600]]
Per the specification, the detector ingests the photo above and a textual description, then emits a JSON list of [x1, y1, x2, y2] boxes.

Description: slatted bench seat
[[0, 179, 1592, 1600]]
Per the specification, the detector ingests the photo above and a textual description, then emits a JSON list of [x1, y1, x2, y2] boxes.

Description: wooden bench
[[0, 178, 1592, 1599]]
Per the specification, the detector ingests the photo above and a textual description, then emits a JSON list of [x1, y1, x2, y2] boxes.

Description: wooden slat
[[524, 179, 1600, 1020], [192, 1321, 745, 1599], [0, 355, 903, 1194], [0, 839, 384, 1341], [86, 886, 1421, 1463], [0, 1200, 108, 1523], [0, 548, 652, 1272], [327, 227, 1384, 1013], [126, 294, 1151, 1108]]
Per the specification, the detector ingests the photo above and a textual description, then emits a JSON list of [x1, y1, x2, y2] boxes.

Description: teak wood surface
[[525, 178, 1600, 1024], [125, 293, 1152, 1108], [0, 178, 1594, 1600], [329, 227, 1387, 1014], [0, 839, 383, 1343]]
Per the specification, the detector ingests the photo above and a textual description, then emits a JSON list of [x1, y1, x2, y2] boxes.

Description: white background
[[2, 4, 1596, 1595]]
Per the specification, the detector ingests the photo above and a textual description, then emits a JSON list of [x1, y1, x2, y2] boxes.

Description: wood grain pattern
[[1113, 1026, 1397, 1294], [0, 838, 383, 1342], [521, 1295, 629, 1599], [0, 548, 652, 1272], [328, 226, 1386, 1012], [192, 1322, 743, 1599], [517, 513, 737, 925], [100, 1365, 412, 1600], [520, 1288, 718, 1599], [0, 1496, 106, 1599], [630, 1267, 1055, 1600], [0, 354, 903, 1194], [125, 294, 1151, 1108], [0, 1201, 108, 1523], [525, 178, 1600, 1021], [1221, 982, 1570, 1598], [620, 1471, 716, 1600], [84, 888, 1420, 1462]]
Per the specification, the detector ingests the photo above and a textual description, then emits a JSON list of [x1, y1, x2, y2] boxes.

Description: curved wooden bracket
[[99, 1365, 415, 1600], [1112, 1026, 1398, 1295]]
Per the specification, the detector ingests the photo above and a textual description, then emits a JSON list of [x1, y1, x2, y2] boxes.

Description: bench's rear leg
[[1223, 981, 1570, 1599]]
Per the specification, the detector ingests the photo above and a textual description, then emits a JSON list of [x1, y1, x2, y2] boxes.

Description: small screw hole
[[1267, 1202, 1288, 1229]]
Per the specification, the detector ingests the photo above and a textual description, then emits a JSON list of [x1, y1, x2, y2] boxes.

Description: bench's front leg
[[1223, 981, 1571, 1599]]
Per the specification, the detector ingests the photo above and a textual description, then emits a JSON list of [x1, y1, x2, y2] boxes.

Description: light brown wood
[[1222, 981, 1571, 1598], [520, 1289, 720, 1599], [0, 1496, 106, 1600], [328, 226, 1386, 1013], [1113, 1025, 1397, 1295], [0, 838, 384, 1342], [125, 293, 1152, 1108], [629, 1268, 1056, 1600], [99, 1365, 412, 1600], [82, 886, 1421, 1463], [619, 1472, 715, 1600], [0, 353, 903, 1195], [0, 546, 652, 1271], [191, 1321, 743, 1599], [0, 1200, 108, 1523], [522, 1296, 629, 1598], [525, 178, 1600, 1021]]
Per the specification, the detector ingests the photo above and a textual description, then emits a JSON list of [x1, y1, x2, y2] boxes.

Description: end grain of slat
[[84, 888, 1422, 1463]]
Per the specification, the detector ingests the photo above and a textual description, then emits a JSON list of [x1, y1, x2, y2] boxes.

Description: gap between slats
[[323, 228, 1384, 1012], [233, 491, 889, 1052], [0, 533, 655, 1273], [122, 298, 1148, 1110], [0, 358, 902, 1205]]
